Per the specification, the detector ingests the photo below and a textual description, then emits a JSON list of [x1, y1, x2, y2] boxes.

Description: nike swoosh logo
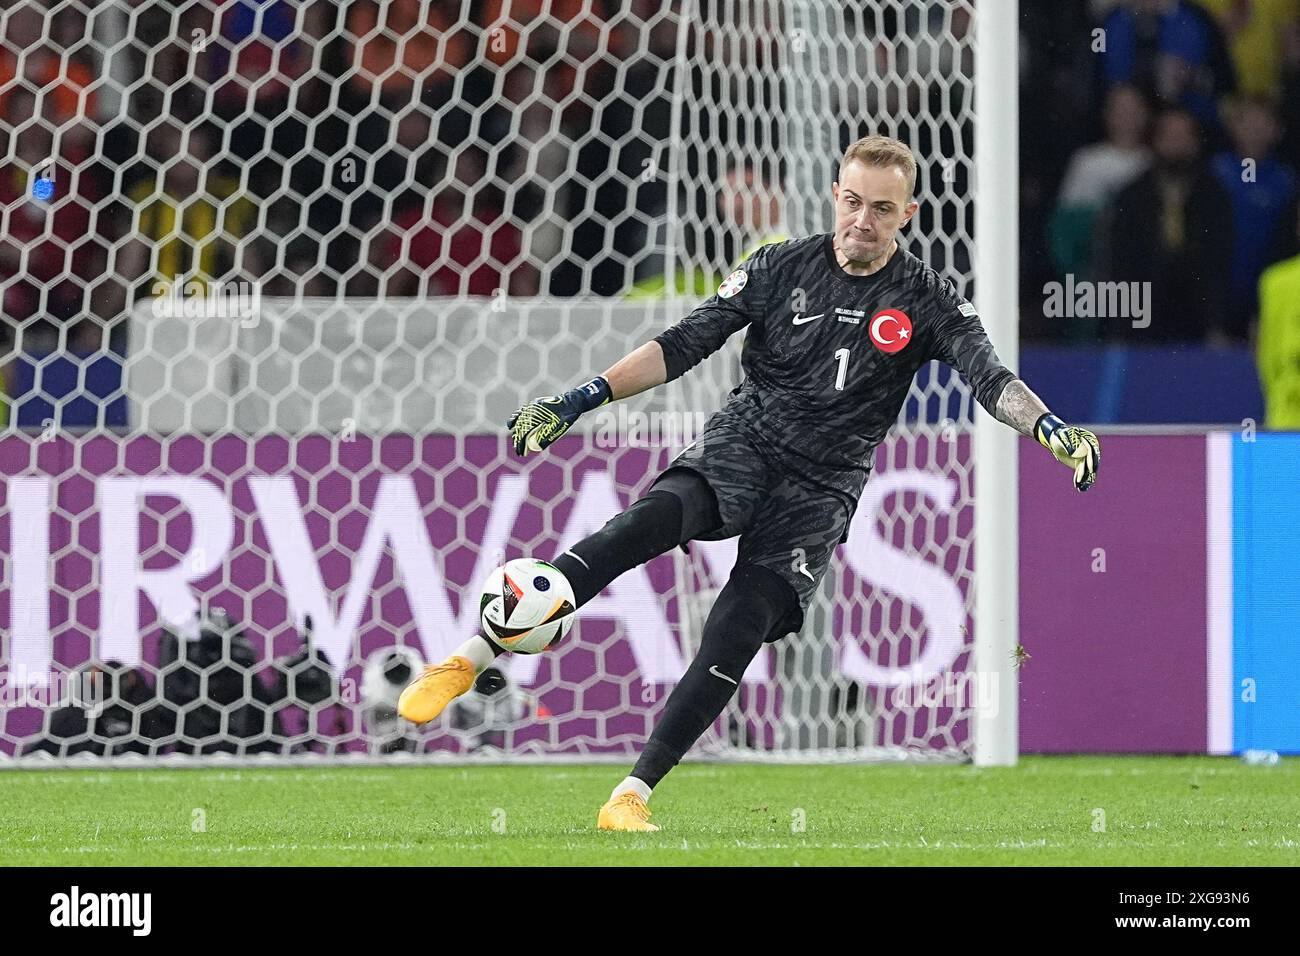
[[792, 313, 825, 325], [797, 564, 814, 581], [709, 665, 738, 686]]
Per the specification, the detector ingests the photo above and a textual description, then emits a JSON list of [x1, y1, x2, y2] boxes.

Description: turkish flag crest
[[868, 309, 912, 353]]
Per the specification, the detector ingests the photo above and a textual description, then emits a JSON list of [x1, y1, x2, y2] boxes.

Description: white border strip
[[1206, 433, 1234, 754]]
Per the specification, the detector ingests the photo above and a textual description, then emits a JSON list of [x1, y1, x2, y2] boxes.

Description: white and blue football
[[480, 558, 576, 654]]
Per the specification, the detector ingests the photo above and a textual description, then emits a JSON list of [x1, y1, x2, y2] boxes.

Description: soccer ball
[[480, 558, 576, 654]]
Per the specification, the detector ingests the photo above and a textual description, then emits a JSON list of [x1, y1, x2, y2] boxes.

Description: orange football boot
[[597, 791, 660, 832], [396, 656, 477, 724]]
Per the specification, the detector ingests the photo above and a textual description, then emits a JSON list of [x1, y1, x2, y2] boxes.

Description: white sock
[[610, 776, 652, 803], [452, 634, 497, 673]]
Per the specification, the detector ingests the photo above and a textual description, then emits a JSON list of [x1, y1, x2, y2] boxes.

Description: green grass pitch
[[2, 756, 1297, 866]]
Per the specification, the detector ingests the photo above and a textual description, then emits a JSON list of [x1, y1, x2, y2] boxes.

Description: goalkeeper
[[399, 135, 1100, 831]]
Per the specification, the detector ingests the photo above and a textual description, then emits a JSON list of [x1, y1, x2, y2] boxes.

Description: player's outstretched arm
[[508, 245, 772, 456], [994, 380, 1101, 492], [506, 342, 668, 456]]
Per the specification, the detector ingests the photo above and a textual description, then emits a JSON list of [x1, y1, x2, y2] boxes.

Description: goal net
[[0, 0, 995, 764]]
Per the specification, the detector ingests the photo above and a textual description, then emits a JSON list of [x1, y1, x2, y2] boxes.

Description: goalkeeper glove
[[507, 376, 612, 456], [1034, 413, 1100, 492]]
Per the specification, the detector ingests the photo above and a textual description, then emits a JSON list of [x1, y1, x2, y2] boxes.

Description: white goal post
[[0, 0, 1018, 766], [972, 0, 1020, 767]]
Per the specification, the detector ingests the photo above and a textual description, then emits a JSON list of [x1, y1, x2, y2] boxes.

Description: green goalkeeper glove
[[1034, 413, 1100, 492], [507, 376, 612, 456]]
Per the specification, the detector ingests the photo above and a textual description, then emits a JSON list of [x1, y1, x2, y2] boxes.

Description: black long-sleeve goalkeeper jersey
[[653, 233, 1017, 509]]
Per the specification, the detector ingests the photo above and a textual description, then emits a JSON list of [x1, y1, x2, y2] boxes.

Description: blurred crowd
[[0, 0, 680, 362], [1023, 0, 1300, 346]]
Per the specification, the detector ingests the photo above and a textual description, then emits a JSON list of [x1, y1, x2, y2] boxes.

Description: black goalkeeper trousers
[[543, 467, 801, 788]]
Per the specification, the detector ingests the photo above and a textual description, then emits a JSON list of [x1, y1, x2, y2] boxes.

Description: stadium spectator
[[380, 147, 538, 297], [0, 3, 96, 126], [0, 76, 122, 428], [628, 159, 789, 299], [317, 1, 475, 294], [207, 0, 331, 201], [1019, 1, 1116, 338], [481, 62, 584, 294], [1277, 21, 1300, 170], [1257, 202, 1300, 427], [718, 159, 790, 268], [0, 102, 107, 361], [480, 0, 657, 295], [117, 124, 259, 301], [1049, 84, 1153, 281], [346, 0, 470, 109], [1098, 0, 1237, 137], [339, 0, 472, 162], [1100, 106, 1234, 341], [1210, 96, 1299, 338], [210, 0, 317, 114], [1197, 0, 1300, 98], [479, 0, 604, 103]]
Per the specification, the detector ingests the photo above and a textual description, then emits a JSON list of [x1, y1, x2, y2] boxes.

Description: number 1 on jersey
[[833, 347, 851, 390]]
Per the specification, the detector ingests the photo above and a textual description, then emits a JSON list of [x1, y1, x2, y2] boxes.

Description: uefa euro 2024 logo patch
[[717, 269, 748, 299]]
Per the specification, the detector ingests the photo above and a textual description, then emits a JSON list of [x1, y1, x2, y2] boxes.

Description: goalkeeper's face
[[832, 161, 918, 265]]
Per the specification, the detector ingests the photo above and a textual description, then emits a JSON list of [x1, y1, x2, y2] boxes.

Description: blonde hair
[[840, 135, 917, 198]]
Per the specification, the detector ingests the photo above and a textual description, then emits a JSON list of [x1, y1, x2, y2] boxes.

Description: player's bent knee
[[648, 467, 723, 541]]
